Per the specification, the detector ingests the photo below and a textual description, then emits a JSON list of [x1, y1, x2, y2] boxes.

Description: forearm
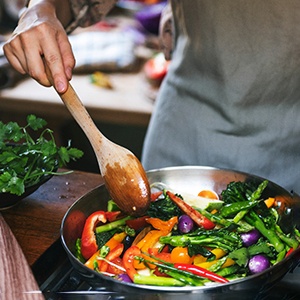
[[26, 0, 72, 28]]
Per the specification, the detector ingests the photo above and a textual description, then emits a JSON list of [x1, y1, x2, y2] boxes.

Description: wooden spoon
[[0, 214, 44, 299], [55, 82, 151, 216]]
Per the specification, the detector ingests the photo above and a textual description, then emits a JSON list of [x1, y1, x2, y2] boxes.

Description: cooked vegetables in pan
[[75, 179, 300, 286]]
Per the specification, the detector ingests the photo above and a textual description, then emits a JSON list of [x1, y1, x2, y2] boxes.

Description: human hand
[[3, 2, 75, 93]]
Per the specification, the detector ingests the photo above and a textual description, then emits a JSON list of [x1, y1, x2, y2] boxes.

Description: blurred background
[[0, 0, 169, 173]]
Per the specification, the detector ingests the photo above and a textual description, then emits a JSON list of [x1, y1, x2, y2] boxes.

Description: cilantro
[[0, 115, 84, 195]]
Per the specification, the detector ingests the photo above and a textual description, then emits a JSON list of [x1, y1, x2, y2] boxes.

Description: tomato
[[107, 257, 126, 275], [198, 190, 219, 200], [122, 245, 141, 281], [171, 247, 193, 264], [144, 53, 170, 86], [148, 247, 172, 264], [99, 243, 124, 272]]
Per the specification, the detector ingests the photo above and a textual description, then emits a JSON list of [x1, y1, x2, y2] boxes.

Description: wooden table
[[0, 72, 154, 127], [0, 72, 155, 171], [1, 169, 104, 267]]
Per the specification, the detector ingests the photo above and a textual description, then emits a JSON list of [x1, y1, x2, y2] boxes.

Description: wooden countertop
[[0, 9, 155, 127], [0, 72, 154, 127], [1, 169, 103, 267]]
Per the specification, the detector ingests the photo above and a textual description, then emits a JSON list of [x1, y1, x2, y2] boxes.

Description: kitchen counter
[[0, 8, 155, 128], [0, 72, 155, 172], [0, 71, 154, 127], [1, 169, 103, 267]]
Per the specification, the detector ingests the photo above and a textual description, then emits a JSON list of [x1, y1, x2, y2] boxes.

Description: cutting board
[[0, 214, 44, 299]]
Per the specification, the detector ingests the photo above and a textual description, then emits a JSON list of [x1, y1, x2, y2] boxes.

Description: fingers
[[41, 27, 75, 93], [3, 22, 75, 94], [3, 34, 28, 75]]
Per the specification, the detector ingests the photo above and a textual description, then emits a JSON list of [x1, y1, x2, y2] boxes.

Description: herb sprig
[[0, 115, 84, 196]]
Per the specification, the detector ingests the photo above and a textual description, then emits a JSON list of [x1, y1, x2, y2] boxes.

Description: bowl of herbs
[[0, 114, 84, 210]]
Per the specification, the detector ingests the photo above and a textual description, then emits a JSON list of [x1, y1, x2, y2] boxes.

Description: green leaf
[[0, 150, 19, 164], [228, 247, 249, 267], [3, 122, 24, 142], [0, 172, 24, 195], [27, 114, 47, 130], [67, 147, 84, 159], [0, 115, 84, 196]]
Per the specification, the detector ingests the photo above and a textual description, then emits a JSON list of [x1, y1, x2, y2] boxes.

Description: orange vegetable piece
[[264, 197, 275, 208], [146, 216, 178, 234], [198, 190, 219, 200], [136, 230, 165, 252], [171, 247, 194, 264], [99, 243, 124, 272], [134, 230, 166, 269], [84, 232, 126, 270]]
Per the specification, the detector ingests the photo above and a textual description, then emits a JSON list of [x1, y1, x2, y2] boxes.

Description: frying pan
[[60, 166, 300, 299]]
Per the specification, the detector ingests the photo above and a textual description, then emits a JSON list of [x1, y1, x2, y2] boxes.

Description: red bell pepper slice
[[126, 215, 149, 230], [122, 245, 142, 281], [148, 247, 172, 263], [151, 191, 163, 201], [107, 257, 126, 276], [285, 247, 294, 257], [174, 263, 229, 283], [105, 211, 121, 222], [167, 191, 215, 230], [81, 211, 118, 260], [100, 243, 124, 272]]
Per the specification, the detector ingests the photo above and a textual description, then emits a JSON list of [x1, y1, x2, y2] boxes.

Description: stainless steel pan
[[60, 166, 300, 299]]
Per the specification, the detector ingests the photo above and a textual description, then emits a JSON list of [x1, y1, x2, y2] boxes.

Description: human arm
[[3, 0, 116, 93]]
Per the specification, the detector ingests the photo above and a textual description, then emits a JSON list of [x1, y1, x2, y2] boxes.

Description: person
[[3, 0, 300, 194]]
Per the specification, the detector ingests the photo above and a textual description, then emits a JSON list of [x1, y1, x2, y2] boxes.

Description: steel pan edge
[[60, 166, 300, 299]]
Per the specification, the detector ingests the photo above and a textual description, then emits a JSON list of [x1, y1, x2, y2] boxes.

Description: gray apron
[[141, 0, 300, 193]]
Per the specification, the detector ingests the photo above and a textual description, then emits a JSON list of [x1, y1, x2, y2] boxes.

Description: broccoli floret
[[221, 180, 263, 204]]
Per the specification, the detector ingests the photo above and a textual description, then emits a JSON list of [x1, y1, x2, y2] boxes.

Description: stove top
[[32, 239, 300, 300]]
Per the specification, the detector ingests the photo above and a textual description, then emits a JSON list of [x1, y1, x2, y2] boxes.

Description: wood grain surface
[[1, 170, 103, 266]]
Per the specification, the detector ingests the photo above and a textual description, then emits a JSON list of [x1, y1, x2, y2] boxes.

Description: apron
[[141, 0, 300, 193]]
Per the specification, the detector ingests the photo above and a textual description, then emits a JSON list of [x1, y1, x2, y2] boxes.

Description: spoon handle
[[43, 62, 106, 168], [60, 83, 109, 168], [60, 83, 104, 139]]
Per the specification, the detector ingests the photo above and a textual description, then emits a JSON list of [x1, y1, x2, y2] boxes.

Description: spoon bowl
[[57, 83, 151, 216]]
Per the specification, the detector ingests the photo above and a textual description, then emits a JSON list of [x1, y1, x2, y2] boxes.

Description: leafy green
[[187, 244, 215, 260], [228, 247, 249, 267], [95, 230, 116, 249], [146, 191, 182, 220], [0, 115, 83, 195], [228, 239, 275, 267], [160, 228, 243, 252], [221, 180, 260, 204]]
